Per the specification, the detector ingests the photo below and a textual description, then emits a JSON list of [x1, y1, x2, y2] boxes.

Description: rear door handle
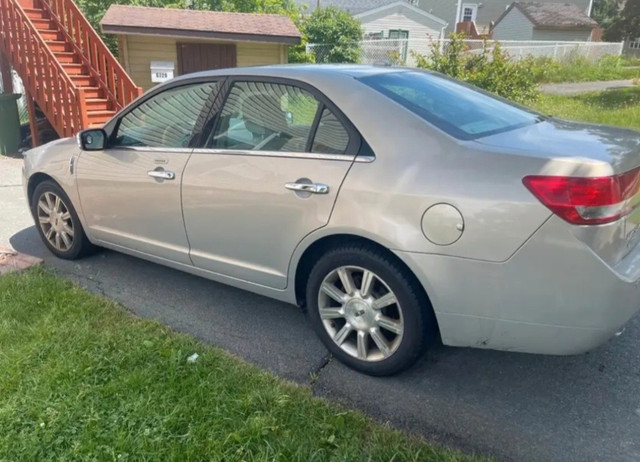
[[148, 170, 175, 180], [285, 182, 329, 194]]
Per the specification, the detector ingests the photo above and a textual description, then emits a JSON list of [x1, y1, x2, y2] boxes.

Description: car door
[[182, 78, 361, 289], [75, 81, 220, 263]]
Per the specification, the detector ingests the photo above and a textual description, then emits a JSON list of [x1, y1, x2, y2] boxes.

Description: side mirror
[[78, 129, 107, 151]]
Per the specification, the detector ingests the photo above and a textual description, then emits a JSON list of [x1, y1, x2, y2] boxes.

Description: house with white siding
[[415, 0, 593, 35], [492, 2, 599, 41], [355, 1, 448, 41]]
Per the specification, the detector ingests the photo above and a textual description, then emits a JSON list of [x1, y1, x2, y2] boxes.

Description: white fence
[[307, 39, 625, 66]]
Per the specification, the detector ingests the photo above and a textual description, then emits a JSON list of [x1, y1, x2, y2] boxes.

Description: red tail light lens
[[523, 167, 640, 225]]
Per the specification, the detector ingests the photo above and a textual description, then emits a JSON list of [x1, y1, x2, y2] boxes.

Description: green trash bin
[[0, 93, 22, 156]]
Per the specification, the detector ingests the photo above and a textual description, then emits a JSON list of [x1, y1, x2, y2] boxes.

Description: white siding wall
[[492, 7, 533, 41], [531, 29, 592, 41], [361, 10, 442, 39]]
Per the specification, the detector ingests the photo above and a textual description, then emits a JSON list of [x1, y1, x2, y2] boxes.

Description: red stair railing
[[42, 0, 142, 110], [0, 0, 88, 137]]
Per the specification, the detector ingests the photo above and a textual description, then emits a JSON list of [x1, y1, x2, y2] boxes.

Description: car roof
[[171, 64, 406, 83]]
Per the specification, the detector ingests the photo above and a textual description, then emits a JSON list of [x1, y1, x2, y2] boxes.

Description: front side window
[[113, 82, 219, 149], [359, 70, 542, 140], [210, 81, 320, 152]]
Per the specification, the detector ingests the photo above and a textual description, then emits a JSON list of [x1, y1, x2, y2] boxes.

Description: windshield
[[359, 70, 543, 140]]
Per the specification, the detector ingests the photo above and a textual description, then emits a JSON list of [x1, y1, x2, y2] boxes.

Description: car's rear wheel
[[306, 245, 436, 376], [31, 180, 94, 260]]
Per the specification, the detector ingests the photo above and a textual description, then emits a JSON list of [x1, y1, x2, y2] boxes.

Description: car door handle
[[285, 182, 330, 194], [147, 170, 175, 180]]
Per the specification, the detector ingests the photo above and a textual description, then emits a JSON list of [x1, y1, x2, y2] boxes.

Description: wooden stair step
[[53, 52, 79, 63], [23, 7, 47, 19], [31, 18, 54, 29], [87, 110, 116, 117], [69, 75, 94, 86], [38, 29, 62, 41], [87, 110, 116, 124], [61, 63, 87, 75], [18, 0, 42, 9], [45, 40, 70, 52], [80, 87, 103, 98], [86, 98, 111, 110]]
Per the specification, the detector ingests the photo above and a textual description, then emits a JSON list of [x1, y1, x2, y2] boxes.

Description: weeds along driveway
[[2, 156, 640, 462]]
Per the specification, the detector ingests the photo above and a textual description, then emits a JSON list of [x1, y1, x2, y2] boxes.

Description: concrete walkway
[[540, 79, 638, 95]]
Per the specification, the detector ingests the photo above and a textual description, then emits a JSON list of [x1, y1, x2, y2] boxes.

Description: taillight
[[523, 167, 640, 225]]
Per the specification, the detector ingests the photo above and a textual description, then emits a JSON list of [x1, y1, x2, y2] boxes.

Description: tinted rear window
[[359, 71, 542, 140]]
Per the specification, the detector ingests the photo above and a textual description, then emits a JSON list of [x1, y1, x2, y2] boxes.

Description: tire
[[306, 244, 437, 376], [31, 180, 95, 260]]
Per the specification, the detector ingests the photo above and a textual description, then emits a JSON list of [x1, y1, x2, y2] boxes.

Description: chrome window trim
[[191, 148, 371, 162], [108, 147, 375, 162], [355, 155, 375, 163], [111, 146, 194, 154]]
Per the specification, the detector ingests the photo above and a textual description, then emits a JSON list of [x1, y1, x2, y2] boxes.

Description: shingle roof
[[100, 5, 301, 44], [293, 0, 398, 15], [497, 2, 598, 29]]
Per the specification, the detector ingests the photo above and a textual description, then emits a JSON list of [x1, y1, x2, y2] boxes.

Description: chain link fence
[[307, 39, 625, 67]]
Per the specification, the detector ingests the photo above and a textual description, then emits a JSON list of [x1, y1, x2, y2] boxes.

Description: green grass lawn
[[532, 87, 640, 131], [0, 269, 483, 462]]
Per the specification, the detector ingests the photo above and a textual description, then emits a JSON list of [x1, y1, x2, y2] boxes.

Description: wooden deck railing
[[42, 0, 142, 109], [0, 0, 87, 137]]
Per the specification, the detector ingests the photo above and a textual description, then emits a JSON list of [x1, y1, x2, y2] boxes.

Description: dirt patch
[[0, 247, 42, 275]]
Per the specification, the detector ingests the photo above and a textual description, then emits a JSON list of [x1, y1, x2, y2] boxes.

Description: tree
[[592, 0, 622, 31], [610, 0, 640, 41], [598, 0, 640, 41], [303, 6, 363, 63]]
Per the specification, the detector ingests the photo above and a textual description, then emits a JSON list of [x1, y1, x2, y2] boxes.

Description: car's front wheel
[[31, 180, 95, 260], [306, 245, 436, 376]]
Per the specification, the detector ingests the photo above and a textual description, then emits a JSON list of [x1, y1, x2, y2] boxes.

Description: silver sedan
[[23, 65, 640, 375]]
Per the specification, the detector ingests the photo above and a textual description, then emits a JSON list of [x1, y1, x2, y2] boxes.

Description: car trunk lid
[[476, 118, 640, 265]]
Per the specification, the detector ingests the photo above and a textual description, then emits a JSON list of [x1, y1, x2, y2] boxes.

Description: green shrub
[[303, 7, 363, 64], [413, 34, 539, 103]]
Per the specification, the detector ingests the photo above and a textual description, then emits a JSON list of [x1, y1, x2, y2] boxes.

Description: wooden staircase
[[0, 0, 142, 141]]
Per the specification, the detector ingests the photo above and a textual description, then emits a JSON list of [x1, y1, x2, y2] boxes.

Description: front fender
[[23, 137, 84, 224]]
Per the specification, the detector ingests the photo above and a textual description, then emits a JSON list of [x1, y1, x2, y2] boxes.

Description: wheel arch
[[27, 172, 58, 209], [293, 233, 440, 334]]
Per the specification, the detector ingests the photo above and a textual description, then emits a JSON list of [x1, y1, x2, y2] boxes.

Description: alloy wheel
[[318, 266, 404, 362], [37, 191, 74, 252]]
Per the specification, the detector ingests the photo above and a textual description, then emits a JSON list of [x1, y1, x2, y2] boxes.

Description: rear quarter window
[[359, 71, 543, 140]]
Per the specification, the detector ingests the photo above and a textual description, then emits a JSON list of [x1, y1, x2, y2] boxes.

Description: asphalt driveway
[[2, 156, 639, 462]]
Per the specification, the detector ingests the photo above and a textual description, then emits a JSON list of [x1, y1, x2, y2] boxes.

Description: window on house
[[461, 3, 478, 22], [630, 39, 640, 50]]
